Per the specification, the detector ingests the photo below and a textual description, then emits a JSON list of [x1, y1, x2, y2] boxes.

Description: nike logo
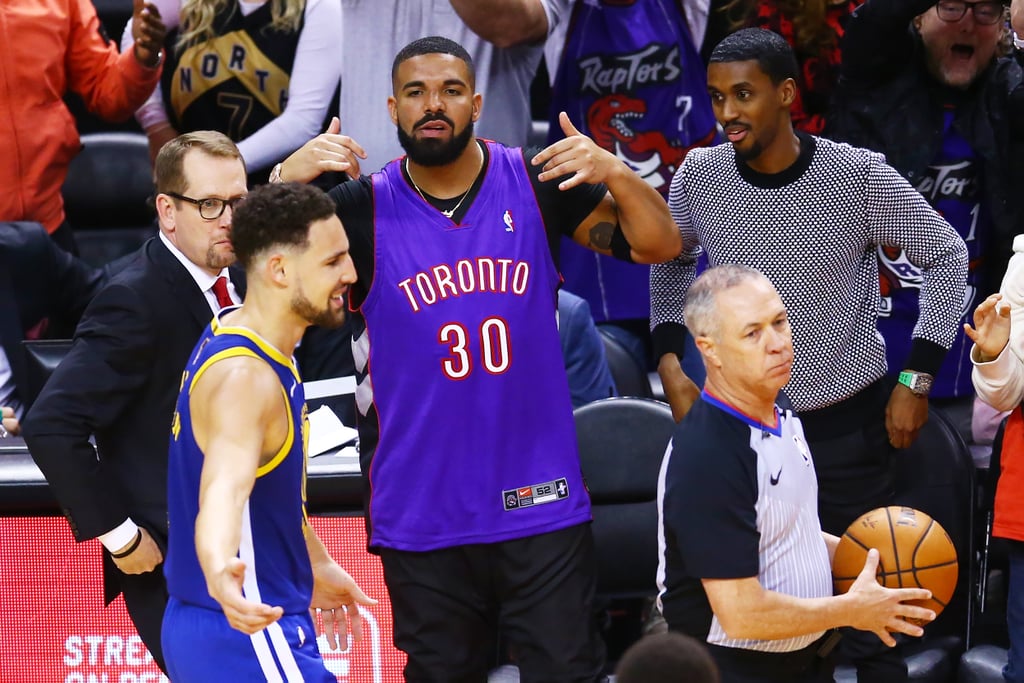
[[770, 467, 782, 486]]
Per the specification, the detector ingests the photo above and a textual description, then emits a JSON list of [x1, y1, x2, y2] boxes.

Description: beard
[[291, 288, 347, 330], [733, 138, 764, 162], [397, 116, 474, 167]]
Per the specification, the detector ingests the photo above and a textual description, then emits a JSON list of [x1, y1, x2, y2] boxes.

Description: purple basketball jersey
[[359, 142, 592, 551]]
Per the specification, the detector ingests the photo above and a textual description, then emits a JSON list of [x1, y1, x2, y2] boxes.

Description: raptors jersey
[[165, 313, 312, 614], [162, 2, 300, 149], [356, 141, 591, 551]]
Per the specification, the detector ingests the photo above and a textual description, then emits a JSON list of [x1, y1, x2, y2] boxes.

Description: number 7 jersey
[[355, 141, 592, 551]]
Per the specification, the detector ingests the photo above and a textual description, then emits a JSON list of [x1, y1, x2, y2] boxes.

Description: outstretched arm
[[532, 112, 681, 264], [191, 357, 286, 633], [447, 0, 551, 47]]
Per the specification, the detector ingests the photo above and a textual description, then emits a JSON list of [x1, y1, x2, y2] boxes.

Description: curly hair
[[230, 182, 336, 269]]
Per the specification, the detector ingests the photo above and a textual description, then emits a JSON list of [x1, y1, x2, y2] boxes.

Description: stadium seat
[[575, 396, 675, 599], [834, 406, 975, 682], [61, 132, 156, 266], [19, 339, 73, 409], [958, 644, 1009, 682], [598, 329, 653, 399]]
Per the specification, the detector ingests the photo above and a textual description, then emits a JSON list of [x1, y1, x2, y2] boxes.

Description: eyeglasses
[[165, 192, 244, 220], [934, 0, 1004, 25]]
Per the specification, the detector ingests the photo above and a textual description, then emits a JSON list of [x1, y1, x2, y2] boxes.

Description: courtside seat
[[958, 644, 1009, 682], [834, 406, 975, 683], [598, 329, 653, 399], [61, 132, 156, 266]]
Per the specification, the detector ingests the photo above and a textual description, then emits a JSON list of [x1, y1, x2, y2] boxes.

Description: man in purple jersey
[[276, 36, 681, 681]]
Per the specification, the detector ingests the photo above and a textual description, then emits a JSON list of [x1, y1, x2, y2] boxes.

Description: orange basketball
[[832, 506, 958, 625]]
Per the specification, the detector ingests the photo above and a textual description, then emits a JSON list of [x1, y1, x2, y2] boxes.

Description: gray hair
[[684, 264, 771, 337]]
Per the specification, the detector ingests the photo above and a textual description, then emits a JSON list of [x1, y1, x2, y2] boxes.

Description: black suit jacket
[[23, 236, 238, 600], [0, 222, 104, 410]]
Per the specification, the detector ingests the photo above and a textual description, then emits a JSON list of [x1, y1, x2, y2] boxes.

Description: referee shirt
[[657, 390, 833, 653]]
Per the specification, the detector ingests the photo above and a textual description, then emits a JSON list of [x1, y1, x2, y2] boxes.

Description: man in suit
[[0, 221, 105, 435], [23, 131, 247, 672]]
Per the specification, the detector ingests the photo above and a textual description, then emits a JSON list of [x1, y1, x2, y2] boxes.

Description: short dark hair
[[709, 28, 799, 85], [391, 36, 475, 85], [230, 183, 337, 270], [615, 632, 720, 683]]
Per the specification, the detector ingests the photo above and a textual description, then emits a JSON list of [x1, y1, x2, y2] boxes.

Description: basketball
[[832, 506, 958, 625]]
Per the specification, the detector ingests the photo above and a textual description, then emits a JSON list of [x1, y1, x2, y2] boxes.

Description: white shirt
[[0, 345, 20, 419], [159, 232, 240, 312]]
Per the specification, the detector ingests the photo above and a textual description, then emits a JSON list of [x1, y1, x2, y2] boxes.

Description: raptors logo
[[586, 93, 715, 192]]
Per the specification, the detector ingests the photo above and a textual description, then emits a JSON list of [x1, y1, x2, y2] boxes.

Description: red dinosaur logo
[[586, 93, 714, 193]]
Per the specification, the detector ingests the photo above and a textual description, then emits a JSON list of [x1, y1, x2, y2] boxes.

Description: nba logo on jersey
[[503, 209, 515, 233]]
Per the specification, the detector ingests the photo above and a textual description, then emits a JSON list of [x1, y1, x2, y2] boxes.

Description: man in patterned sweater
[[650, 28, 967, 681]]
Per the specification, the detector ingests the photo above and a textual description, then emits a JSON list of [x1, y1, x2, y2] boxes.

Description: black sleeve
[[522, 146, 609, 241], [23, 284, 158, 540], [328, 176, 376, 307], [665, 412, 761, 579]]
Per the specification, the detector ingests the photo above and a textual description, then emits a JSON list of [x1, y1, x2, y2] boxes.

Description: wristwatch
[[269, 162, 284, 184], [898, 370, 934, 397]]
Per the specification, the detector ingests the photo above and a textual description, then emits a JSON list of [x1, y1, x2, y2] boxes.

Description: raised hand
[[964, 293, 1011, 363], [532, 111, 626, 191], [280, 117, 367, 184], [131, 0, 166, 68]]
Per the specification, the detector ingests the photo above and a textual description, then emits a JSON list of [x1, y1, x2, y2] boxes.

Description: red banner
[[0, 516, 405, 682]]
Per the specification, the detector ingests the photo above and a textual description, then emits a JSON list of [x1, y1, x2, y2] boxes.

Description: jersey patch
[[503, 478, 570, 510]]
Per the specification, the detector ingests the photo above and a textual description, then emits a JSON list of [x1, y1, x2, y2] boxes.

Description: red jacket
[[0, 0, 160, 232], [995, 408, 1024, 542]]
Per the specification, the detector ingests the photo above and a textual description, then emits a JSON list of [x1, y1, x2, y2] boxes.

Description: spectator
[[0, 222, 106, 435], [968, 234, 1024, 683], [0, 0, 165, 253], [333, 0, 570, 174], [277, 36, 680, 681], [543, 0, 719, 386], [23, 131, 248, 672], [122, 0, 342, 184], [658, 264, 934, 683], [649, 28, 967, 680], [828, 0, 1024, 459], [713, 0, 862, 133], [615, 632, 720, 683]]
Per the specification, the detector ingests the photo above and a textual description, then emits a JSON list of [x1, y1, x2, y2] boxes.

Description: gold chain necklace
[[405, 152, 482, 219]]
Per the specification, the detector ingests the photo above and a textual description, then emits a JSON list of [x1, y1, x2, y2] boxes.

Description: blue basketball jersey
[[356, 141, 591, 551], [165, 312, 313, 614]]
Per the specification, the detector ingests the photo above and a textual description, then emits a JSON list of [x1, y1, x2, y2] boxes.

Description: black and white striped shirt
[[657, 392, 832, 652], [650, 134, 969, 412]]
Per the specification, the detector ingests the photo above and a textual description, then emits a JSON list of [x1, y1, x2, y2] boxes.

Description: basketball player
[[273, 36, 681, 681], [161, 182, 375, 681], [658, 265, 934, 683]]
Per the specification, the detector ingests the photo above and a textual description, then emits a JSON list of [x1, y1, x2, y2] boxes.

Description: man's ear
[[694, 335, 721, 369], [387, 96, 399, 126], [779, 77, 797, 108], [472, 92, 483, 123], [155, 193, 176, 231]]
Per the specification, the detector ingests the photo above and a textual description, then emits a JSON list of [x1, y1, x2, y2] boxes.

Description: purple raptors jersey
[[357, 141, 591, 551]]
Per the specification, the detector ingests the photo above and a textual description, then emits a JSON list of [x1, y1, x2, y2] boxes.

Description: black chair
[[20, 339, 74, 409], [598, 328, 653, 399], [574, 396, 675, 666], [958, 644, 1009, 682], [833, 406, 975, 683], [61, 132, 156, 266]]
